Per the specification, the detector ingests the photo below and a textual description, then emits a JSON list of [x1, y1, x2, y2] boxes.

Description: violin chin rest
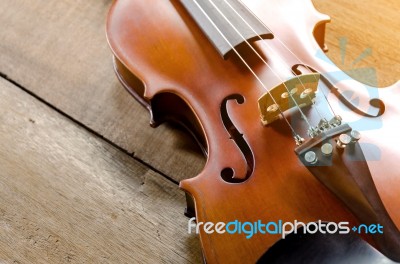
[[257, 226, 397, 264]]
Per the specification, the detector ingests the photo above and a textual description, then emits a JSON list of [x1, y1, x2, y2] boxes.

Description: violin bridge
[[258, 73, 320, 125]]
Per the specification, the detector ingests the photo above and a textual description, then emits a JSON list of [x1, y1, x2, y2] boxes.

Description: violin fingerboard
[[180, 0, 273, 59]]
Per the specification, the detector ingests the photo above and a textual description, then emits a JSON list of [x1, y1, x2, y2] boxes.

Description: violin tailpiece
[[295, 126, 400, 261]]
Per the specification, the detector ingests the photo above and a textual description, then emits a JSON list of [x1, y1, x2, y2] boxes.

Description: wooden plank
[[0, 78, 201, 263], [0, 0, 398, 183], [313, 0, 400, 87], [0, 0, 205, 183]]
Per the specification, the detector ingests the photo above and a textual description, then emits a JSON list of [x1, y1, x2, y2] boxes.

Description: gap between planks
[[0, 72, 179, 186], [0, 77, 202, 263]]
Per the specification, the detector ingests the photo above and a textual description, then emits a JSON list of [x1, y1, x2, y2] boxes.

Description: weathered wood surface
[[0, 0, 205, 183], [0, 78, 201, 263], [313, 0, 400, 87], [0, 0, 398, 183], [0, 0, 399, 263]]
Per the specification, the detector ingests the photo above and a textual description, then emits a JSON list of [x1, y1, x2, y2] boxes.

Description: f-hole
[[220, 94, 254, 183], [291, 63, 385, 117]]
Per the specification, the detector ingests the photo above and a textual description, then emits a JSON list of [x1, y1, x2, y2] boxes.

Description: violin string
[[236, 0, 337, 117], [205, 0, 313, 129], [221, 0, 324, 121], [191, 0, 300, 137]]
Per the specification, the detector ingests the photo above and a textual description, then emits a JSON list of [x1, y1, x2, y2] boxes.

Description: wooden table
[[0, 0, 398, 263]]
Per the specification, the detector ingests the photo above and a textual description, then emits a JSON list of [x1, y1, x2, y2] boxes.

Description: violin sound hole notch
[[292, 64, 386, 117], [220, 94, 254, 183], [220, 168, 235, 182], [369, 98, 385, 115]]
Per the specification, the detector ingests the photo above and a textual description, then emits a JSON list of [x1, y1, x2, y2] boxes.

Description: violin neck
[[180, 0, 273, 58]]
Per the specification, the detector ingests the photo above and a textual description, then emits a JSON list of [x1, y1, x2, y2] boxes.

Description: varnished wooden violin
[[106, 0, 400, 262]]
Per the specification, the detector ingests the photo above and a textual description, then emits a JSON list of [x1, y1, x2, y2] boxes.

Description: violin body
[[106, 0, 400, 262]]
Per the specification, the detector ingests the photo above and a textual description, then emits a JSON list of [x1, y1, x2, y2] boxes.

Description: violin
[[106, 0, 400, 262]]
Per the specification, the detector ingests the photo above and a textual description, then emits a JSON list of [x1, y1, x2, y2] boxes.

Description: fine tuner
[[295, 123, 362, 166]]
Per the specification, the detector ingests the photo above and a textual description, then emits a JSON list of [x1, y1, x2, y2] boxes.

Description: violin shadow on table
[[258, 225, 397, 264]]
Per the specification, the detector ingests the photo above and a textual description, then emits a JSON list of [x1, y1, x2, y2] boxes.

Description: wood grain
[[0, 0, 205, 183], [0, 78, 201, 263], [313, 0, 400, 87]]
